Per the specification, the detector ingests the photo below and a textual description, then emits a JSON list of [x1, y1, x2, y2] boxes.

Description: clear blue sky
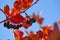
[[0, 0, 60, 40]]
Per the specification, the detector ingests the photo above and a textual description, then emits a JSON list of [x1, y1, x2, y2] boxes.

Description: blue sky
[[0, 0, 60, 40]]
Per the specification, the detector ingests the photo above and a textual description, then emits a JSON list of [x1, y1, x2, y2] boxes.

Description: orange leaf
[[4, 5, 10, 16], [32, 13, 44, 24], [47, 23, 60, 40], [27, 31, 39, 40], [13, 29, 23, 38]]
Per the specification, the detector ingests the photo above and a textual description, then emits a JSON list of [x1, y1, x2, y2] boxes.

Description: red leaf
[[9, 14, 25, 24], [4, 5, 10, 16], [23, 0, 33, 9], [23, 36, 31, 40], [14, 1, 23, 11], [36, 30, 43, 38], [22, 20, 32, 29], [13, 29, 23, 37]]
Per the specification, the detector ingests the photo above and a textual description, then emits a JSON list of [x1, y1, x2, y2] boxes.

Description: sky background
[[0, 0, 60, 40]]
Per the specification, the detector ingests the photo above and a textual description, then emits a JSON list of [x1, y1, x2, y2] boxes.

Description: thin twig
[[0, 8, 4, 13], [0, 18, 8, 23], [0, 8, 9, 23]]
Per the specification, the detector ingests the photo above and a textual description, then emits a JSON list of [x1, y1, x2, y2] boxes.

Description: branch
[[0, 18, 8, 23], [0, 8, 4, 13]]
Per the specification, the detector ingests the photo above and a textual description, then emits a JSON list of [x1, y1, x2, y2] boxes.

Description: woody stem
[[0, 8, 4, 12]]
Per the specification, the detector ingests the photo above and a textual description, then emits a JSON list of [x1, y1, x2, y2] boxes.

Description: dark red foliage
[[4, 5, 10, 16], [22, 20, 32, 29], [36, 30, 43, 39], [9, 14, 25, 24]]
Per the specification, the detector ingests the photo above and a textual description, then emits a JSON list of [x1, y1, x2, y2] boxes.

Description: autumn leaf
[[25, 30, 39, 40], [4, 5, 10, 16], [23, 36, 31, 40], [9, 14, 25, 24], [32, 13, 44, 25], [23, 0, 33, 9], [39, 25, 52, 40], [36, 30, 43, 39], [47, 22, 60, 40], [22, 16, 32, 29], [13, 29, 23, 40], [14, 1, 23, 11], [41, 25, 52, 35]]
